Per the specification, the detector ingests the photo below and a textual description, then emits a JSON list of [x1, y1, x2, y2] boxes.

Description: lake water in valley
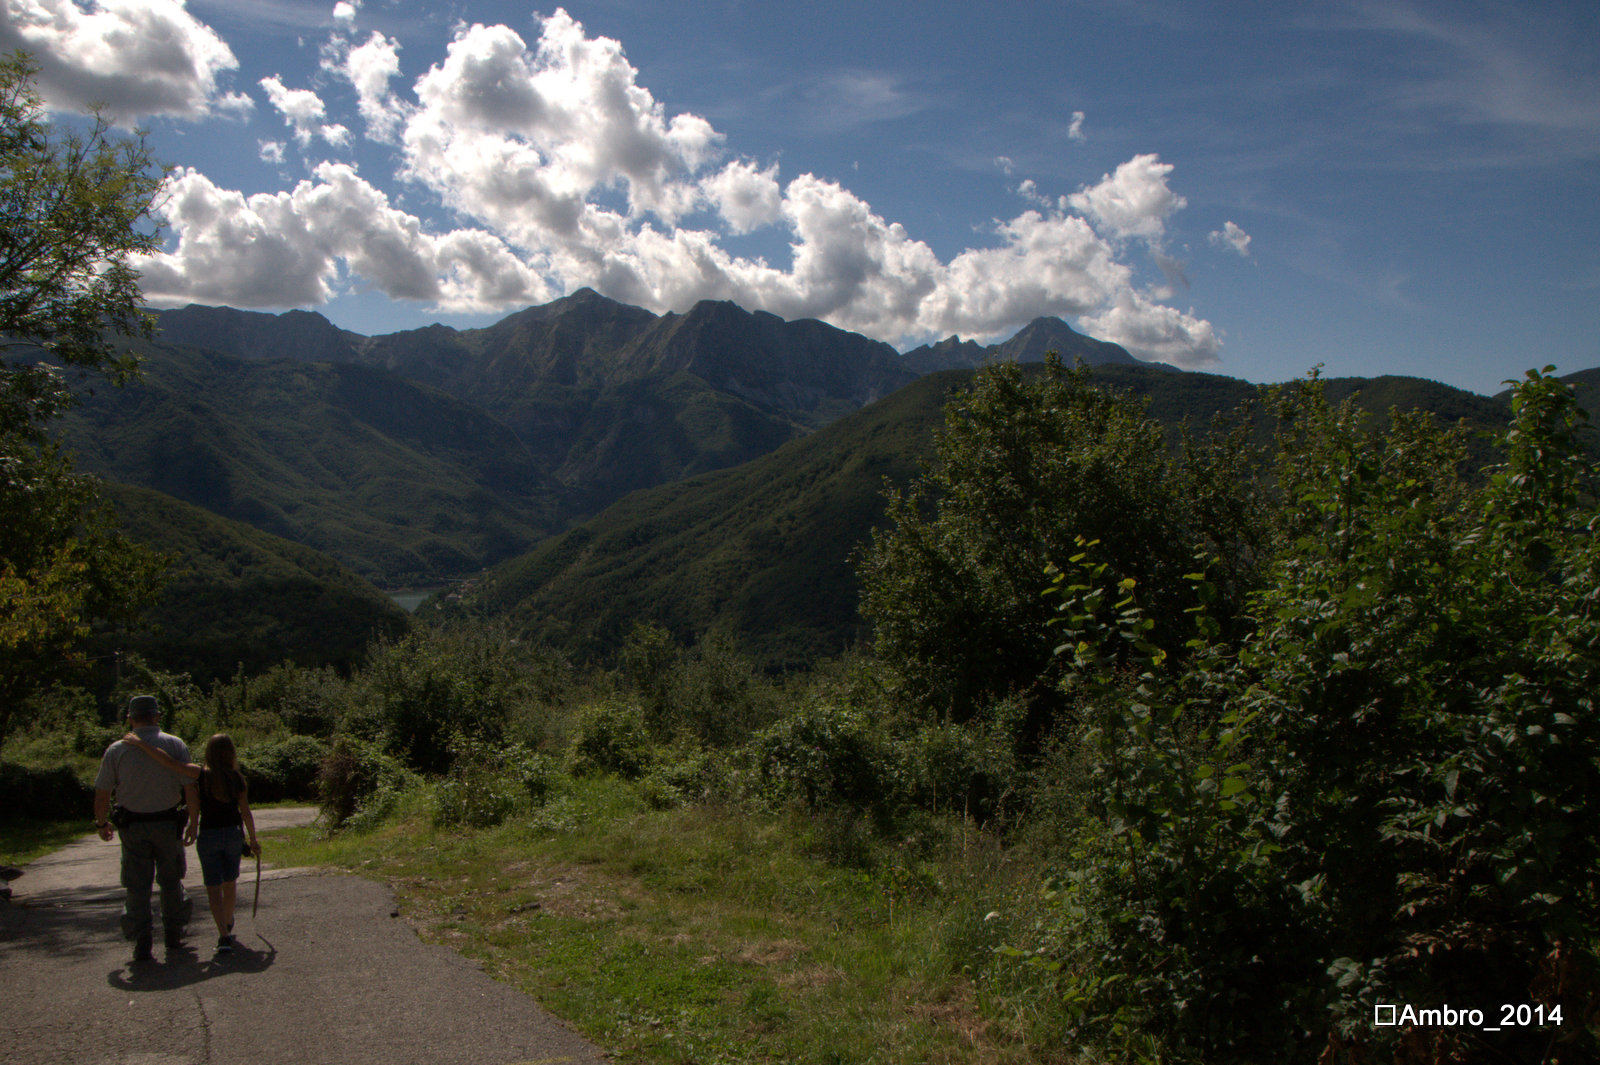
[[387, 587, 446, 612]]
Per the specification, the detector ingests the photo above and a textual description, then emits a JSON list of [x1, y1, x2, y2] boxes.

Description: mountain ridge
[[901, 315, 1139, 373]]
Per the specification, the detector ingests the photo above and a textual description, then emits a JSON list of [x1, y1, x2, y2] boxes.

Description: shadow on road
[[0, 893, 124, 963], [108, 934, 278, 991], [3, 894, 278, 987]]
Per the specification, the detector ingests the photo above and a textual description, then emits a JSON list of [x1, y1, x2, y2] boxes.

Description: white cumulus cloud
[[331, 30, 408, 143], [136, 6, 1223, 367], [400, 12, 721, 232], [1080, 290, 1220, 367], [702, 159, 783, 235], [1066, 153, 1186, 244], [137, 164, 549, 312], [1209, 220, 1253, 257], [0, 0, 244, 121], [260, 75, 349, 148]]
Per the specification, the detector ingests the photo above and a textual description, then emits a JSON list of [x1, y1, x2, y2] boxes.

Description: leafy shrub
[[0, 761, 91, 820], [897, 719, 1017, 824], [856, 356, 1266, 739], [432, 735, 554, 829], [638, 744, 726, 809], [566, 698, 652, 779], [241, 734, 328, 803], [352, 623, 569, 773], [665, 632, 779, 747], [620, 624, 780, 747], [751, 701, 895, 816], [222, 663, 349, 738], [317, 736, 415, 828]]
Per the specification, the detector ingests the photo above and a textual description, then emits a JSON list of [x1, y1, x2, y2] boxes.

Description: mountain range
[[49, 291, 1595, 674], [151, 290, 924, 518], [68, 293, 1150, 588]]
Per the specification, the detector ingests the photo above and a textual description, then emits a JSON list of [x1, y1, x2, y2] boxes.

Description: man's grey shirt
[[94, 726, 191, 813]]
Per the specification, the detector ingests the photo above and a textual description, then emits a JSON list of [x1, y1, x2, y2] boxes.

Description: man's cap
[[126, 694, 160, 719]]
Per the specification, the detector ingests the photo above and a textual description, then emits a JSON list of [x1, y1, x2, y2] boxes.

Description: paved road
[[0, 808, 609, 1065]]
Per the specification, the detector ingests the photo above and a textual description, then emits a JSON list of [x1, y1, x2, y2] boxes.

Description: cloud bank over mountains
[[6, 2, 1221, 366]]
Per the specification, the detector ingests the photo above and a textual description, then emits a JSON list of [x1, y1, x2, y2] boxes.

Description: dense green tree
[[0, 52, 167, 733], [856, 355, 1267, 740], [0, 52, 163, 427], [1036, 370, 1599, 1063], [345, 623, 575, 773]]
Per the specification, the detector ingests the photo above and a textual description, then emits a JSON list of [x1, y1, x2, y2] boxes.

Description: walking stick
[[252, 847, 261, 919]]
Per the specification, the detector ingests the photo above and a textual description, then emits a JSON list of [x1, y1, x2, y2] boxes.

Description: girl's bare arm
[[238, 792, 259, 854], [121, 733, 202, 779]]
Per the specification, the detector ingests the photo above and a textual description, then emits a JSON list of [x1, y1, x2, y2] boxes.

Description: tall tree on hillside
[[0, 52, 168, 736], [856, 355, 1268, 743]]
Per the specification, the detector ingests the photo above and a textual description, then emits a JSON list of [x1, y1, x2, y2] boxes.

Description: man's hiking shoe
[[132, 935, 154, 962], [216, 934, 233, 954]]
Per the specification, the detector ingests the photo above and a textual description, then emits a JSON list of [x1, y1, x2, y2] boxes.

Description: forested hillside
[[454, 362, 1530, 667], [58, 338, 559, 585], [105, 483, 408, 683], [453, 368, 966, 665]]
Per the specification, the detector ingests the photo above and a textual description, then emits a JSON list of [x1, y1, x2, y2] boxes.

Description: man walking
[[93, 696, 199, 961]]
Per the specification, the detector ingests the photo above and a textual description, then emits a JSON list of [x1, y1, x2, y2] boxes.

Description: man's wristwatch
[[95, 820, 110, 829]]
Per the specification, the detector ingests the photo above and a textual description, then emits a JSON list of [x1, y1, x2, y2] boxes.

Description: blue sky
[[5, 0, 1596, 394]]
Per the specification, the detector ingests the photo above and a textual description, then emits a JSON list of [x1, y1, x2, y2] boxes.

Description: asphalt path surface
[[0, 807, 609, 1065]]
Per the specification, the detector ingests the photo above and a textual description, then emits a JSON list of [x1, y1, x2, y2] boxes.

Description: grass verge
[[265, 777, 1045, 1065], [0, 818, 93, 866]]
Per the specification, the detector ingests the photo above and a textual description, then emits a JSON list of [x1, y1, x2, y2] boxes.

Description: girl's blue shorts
[[196, 825, 244, 886]]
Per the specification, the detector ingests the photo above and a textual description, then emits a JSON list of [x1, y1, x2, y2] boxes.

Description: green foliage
[[897, 717, 1019, 824], [0, 52, 162, 420], [241, 734, 329, 803], [432, 734, 554, 828], [750, 701, 896, 816], [857, 356, 1267, 740], [210, 661, 352, 739], [4, 684, 118, 761], [1, 434, 168, 735], [618, 623, 781, 747], [0, 759, 91, 821], [0, 53, 168, 736], [565, 698, 653, 779], [1026, 369, 1600, 1062], [349, 622, 572, 773], [105, 654, 209, 743], [316, 734, 416, 829], [636, 744, 727, 810]]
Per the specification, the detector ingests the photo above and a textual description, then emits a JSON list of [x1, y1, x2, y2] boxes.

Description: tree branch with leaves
[[0, 51, 169, 735]]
